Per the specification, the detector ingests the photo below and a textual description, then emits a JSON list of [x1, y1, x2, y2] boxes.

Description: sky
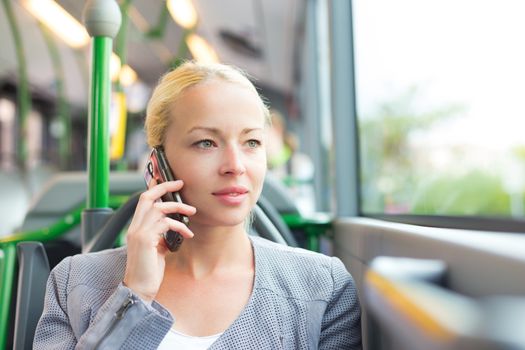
[[353, 0, 525, 150]]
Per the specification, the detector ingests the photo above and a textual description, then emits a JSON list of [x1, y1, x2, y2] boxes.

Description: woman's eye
[[196, 139, 215, 148], [246, 139, 261, 148]]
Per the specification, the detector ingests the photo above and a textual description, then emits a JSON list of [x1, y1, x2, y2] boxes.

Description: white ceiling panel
[[0, 0, 305, 108]]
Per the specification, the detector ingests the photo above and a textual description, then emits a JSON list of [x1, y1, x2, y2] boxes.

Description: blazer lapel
[[209, 288, 284, 349]]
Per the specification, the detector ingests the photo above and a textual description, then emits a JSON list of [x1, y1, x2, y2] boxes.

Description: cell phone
[[144, 146, 189, 252]]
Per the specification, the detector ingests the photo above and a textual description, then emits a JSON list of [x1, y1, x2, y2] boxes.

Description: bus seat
[[19, 171, 144, 233], [0, 170, 30, 237], [254, 195, 298, 247], [251, 204, 289, 246], [261, 172, 300, 215], [13, 242, 50, 350], [82, 191, 141, 253], [364, 256, 525, 350]]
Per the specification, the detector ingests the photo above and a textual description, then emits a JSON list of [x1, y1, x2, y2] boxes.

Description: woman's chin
[[189, 203, 253, 226], [190, 214, 249, 229]]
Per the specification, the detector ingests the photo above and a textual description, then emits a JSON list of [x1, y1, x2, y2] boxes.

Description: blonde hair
[[145, 61, 270, 147]]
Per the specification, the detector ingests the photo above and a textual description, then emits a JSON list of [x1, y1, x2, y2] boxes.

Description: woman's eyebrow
[[187, 126, 220, 135], [187, 127, 263, 135], [243, 127, 263, 134]]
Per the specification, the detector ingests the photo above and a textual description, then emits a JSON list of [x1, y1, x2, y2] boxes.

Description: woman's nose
[[219, 144, 246, 176]]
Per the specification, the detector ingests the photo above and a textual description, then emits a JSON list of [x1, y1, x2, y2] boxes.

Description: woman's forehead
[[177, 78, 257, 101], [169, 80, 266, 126]]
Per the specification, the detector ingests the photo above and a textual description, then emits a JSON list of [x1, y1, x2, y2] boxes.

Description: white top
[[157, 329, 223, 350]]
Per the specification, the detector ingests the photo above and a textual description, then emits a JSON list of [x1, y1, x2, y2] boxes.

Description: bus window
[[354, 0, 525, 220]]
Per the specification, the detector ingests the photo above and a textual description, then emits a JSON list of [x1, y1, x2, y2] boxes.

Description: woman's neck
[[165, 224, 253, 279]]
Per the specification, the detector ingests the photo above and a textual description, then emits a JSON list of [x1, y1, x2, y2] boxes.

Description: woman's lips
[[212, 186, 249, 205]]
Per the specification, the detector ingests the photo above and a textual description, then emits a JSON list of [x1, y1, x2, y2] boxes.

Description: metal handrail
[[0, 196, 129, 246]]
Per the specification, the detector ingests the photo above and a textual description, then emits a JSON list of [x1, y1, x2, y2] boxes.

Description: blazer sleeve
[[33, 256, 77, 349], [319, 257, 362, 350], [33, 256, 174, 350]]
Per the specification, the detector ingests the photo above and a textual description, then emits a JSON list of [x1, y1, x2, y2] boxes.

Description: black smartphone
[[144, 146, 189, 252]]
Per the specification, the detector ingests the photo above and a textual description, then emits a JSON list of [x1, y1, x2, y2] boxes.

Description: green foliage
[[359, 86, 464, 213], [412, 170, 511, 216], [358, 86, 525, 217]]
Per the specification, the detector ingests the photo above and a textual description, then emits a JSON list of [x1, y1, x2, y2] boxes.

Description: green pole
[[0, 244, 16, 350], [2, 0, 31, 168], [147, 4, 170, 39], [170, 28, 192, 68], [115, 0, 132, 72], [0, 4, 34, 338], [83, 0, 122, 208], [82, 0, 121, 248], [39, 24, 71, 170], [74, 50, 90, 95], [87, 36, 112, 209]]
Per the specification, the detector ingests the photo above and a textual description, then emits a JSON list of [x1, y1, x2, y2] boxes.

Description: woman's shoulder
[[51, 247, 127, 292], [252, 235, 333, 265], [251, 236, 351, 301]]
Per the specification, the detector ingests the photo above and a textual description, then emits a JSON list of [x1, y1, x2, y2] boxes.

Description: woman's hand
[[123, 180, 196, 302]]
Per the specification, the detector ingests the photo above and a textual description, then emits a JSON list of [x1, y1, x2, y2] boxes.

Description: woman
[[34, 61, 361, 349]]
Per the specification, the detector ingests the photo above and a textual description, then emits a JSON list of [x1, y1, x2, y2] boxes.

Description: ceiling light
[[186, 33, 219, 64], [23, 0, 90, 48], [110, 53, 122, 82], [167, 0, 198, 29], [119, 64, 138, 87], [0, 99, 15, 123]]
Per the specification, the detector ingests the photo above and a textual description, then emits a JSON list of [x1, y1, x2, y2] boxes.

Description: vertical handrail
[[87, 36, 112, 209], [0, 244, 16, 350], [39, 24, 71, 170], [2, 0, 31, 168], [81, 0, 122, 247]]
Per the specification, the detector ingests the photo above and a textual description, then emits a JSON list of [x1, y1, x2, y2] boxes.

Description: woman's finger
[[134, 180, 185, 219], [153, 201, 196, 216], [164, 217, 195, 238], [144, 180, 184, 200]]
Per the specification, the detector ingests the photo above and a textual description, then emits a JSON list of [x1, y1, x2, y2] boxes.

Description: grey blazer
[[34, 236, 361, 349]]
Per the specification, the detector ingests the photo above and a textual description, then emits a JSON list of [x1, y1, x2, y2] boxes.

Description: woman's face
[[163, 79, 267, 228]]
